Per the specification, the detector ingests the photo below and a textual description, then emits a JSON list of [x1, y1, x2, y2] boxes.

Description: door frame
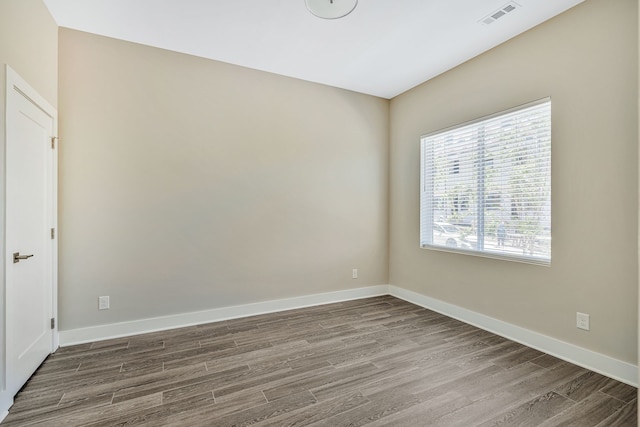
[[1, 65, 58, 416]]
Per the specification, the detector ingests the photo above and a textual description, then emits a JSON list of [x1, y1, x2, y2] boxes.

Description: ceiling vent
[[480, 2, 521, 25]]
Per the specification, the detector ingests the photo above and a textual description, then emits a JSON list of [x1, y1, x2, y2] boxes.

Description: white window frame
[[420, 98, 551, 266]]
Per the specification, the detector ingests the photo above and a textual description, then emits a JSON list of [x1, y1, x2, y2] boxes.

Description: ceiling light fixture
[[305, 0, 358, 19]]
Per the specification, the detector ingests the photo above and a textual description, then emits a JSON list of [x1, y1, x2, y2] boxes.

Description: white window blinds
[[420, 98, 551, 265]]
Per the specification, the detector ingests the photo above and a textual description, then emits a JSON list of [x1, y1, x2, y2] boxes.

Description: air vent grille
[[480, 2, 520, 25]]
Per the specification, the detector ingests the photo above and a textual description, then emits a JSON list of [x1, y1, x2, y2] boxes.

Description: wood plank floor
[[3, 296, 637, 426]]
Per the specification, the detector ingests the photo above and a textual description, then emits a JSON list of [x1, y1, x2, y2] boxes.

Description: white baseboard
[[0, 391, 12, 424], [58, 284, 637, 387], [389, 285, 638, 387], [59, 285, 390, 346]]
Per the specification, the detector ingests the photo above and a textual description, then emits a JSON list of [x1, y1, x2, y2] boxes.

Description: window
[[420, 99, 551, 265]]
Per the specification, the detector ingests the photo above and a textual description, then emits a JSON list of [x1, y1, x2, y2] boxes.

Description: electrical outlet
[[352, 268, 358, 279], [576, 312, 589, 331], [99, 296, 110, 310]]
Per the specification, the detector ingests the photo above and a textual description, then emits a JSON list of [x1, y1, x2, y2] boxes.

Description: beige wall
[[0, 0, 57, 412], [0, 0, 58, 106], [58, 29, 389, 330], [390, 0, 638, 364]]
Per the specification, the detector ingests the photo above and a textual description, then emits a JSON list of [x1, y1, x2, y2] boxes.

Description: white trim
[[6, 65, 55, 114], [3, 65, 58, 418], [59, 285, 390, 346], [5, 65, 59, 353], [58, 284, 638, 387], [389, 285, 638, 387], [0, 389, 11, 424]]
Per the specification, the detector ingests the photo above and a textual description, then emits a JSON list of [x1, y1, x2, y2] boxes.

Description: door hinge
[[51, 136, 57, 149], [50, 318, 55, 329], [51, 228, 55, 239]]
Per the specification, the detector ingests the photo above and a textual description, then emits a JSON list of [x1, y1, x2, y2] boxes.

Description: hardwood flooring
[[3, 296, 637, 426]]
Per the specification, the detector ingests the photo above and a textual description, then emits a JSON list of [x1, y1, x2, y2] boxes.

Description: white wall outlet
[[352, 268, 358, 279], [576, 312, 589, 331], [99, 296, 110, 310]]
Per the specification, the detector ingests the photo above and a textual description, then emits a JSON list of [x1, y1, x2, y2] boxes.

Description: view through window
[[420, 99, 551, 265]]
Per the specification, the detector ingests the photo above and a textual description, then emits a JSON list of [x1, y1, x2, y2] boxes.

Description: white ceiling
[[42, 0, 584, 99]]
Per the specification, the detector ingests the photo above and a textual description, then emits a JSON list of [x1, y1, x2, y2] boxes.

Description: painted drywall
[[0, 0, 57, 105], [0, 0, 58, 415], [57, 29, 389, 330], [390, 0, 638, 365]]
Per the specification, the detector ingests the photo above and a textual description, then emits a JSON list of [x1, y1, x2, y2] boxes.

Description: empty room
[[0, 0, 638, 425]]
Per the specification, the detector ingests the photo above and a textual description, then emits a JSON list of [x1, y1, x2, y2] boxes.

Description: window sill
[[420, 244, 551, 267]]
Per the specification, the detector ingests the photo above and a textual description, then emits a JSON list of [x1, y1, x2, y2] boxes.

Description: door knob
[[13, 252, 34, 263]]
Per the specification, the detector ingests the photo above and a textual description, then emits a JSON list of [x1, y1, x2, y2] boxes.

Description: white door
[[5, 66, 57, 397]]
